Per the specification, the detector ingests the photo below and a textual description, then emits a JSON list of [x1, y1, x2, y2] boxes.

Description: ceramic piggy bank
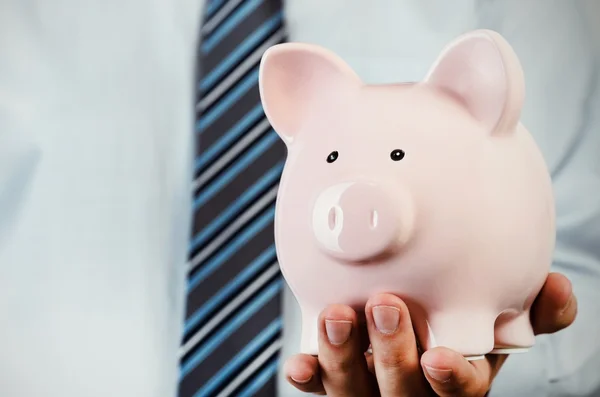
[[258, 30, 555, 360]]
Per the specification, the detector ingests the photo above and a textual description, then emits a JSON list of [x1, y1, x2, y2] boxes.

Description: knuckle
[[376, 350, 416, 369], [322, 355, 356, 374]]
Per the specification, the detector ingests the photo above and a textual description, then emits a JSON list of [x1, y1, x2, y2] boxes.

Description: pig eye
[[390, 149, 405, 161], [326, 151, 339, 163]]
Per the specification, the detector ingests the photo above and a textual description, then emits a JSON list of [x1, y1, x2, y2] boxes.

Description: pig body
[[259, 30, 555, 359]]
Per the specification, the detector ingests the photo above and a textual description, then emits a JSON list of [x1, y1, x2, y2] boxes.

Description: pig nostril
[[328, 207, 337, 231], [370, 209, 378, 229]]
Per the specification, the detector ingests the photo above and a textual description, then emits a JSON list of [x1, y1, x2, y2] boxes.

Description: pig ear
[[424, 30, 525, 135], [259, 43, 361, 144]]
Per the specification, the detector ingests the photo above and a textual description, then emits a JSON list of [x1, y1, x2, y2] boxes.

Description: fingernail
[[325, 320, 352, 345], [372, 305, 400, 334], [424, 366, 452, 383], [290, 375, 312, 384], [561, 294, 574, 315]]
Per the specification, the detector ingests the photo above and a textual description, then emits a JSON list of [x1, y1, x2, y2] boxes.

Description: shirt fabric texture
[[0, 1, 598, 396]]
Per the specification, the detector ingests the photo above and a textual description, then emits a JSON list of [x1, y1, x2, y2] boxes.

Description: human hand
[[283, 272, 577, 396]]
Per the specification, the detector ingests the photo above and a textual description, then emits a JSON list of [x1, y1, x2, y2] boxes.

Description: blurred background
[[1, 1, 599, 396]]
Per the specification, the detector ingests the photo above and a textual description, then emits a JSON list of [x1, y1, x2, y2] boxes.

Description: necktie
[[178, 1, 287, 396]]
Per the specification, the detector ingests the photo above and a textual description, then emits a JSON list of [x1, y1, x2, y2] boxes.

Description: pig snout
[[312, 182, 413, 263]]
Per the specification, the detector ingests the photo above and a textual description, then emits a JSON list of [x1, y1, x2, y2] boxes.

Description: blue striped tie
[[178, 1, 286, 396]]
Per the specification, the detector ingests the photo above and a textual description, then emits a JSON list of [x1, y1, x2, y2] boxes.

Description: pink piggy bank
[[258, 30, 555, 360]]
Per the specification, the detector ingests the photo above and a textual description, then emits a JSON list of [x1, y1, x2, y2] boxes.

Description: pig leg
[[491, 310, 534, 354], [425, 311, 496, 360], [299, 310, 320, 356]]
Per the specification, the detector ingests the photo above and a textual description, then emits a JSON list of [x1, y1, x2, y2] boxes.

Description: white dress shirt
[[1, 1, 598, 396]]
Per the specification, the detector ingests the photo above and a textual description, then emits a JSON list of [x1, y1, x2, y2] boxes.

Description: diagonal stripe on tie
[[179, 0, 286, 396], [195, 318, 282, 397], [194, 104, 266, 175], [199, 11, 283, 94], [202, 0, 268, 54], [193, 120, 277, 192], [180, 278, 282, 376], [185, 246, 277, 330], [196, 67, 261, 133]]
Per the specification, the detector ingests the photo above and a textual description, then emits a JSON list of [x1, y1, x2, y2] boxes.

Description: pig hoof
[[464, 355, 486, 361], [489, 347, 531, 354]]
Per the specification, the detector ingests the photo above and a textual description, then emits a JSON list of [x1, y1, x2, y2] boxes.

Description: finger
[[365, 294, 429, 396], [365, 348, 375, 374], [531, 272, 578, 335], [421, 347, 494, 397], [283, 354, 326, 395], [318, 304, 375, 397]]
